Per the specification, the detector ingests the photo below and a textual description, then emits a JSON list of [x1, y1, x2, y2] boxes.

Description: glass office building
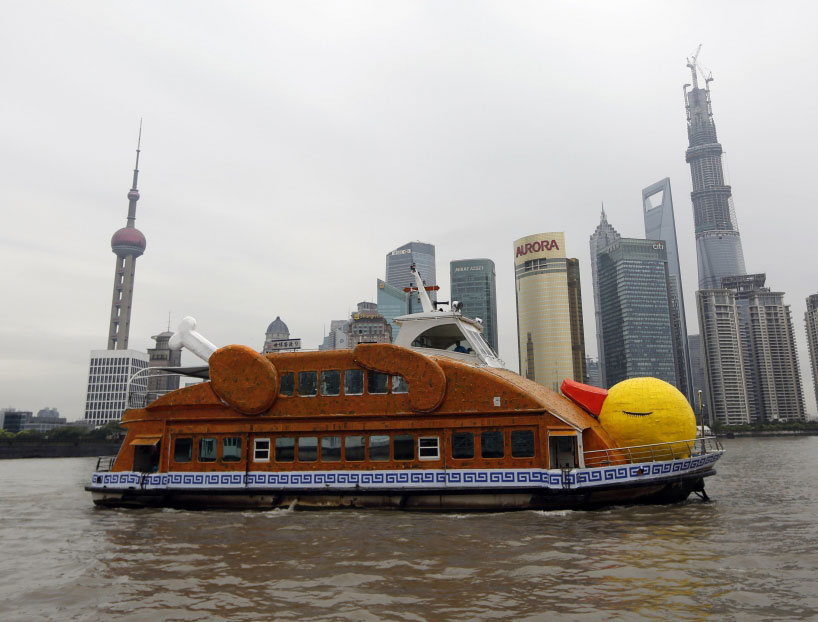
[[385, 241, 436, 304], [377, 278, 408, 342], [597, 238, 679, 389], [450, 258, 499, 354], [643, 177, 692, 401]]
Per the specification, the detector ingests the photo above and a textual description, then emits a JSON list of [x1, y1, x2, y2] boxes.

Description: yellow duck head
[[562, 377, 697, 460]]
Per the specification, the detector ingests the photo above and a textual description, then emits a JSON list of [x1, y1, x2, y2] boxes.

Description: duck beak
[[560, 378, 608, 417]]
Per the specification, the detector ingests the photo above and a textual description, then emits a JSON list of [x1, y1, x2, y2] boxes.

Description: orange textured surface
[[353, 343, 446, 412], [209, 345, 279, 415]]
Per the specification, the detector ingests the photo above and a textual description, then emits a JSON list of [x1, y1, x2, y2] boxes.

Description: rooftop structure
[[263, 316, 301, 353]]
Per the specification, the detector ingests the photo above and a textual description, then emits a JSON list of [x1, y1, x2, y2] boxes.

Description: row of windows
[[172, 430, 537, 464], [279, 370, 408, 397]]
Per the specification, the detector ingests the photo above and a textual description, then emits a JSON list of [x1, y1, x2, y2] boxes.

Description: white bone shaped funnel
[[168, 316, 218, 362]]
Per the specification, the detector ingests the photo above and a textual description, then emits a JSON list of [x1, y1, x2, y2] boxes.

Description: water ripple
[[1, 438, 817, 621]]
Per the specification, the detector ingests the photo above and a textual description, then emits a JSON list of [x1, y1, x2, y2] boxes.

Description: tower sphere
[[128, 189, 140, 201], [111, 227, 146, 257]]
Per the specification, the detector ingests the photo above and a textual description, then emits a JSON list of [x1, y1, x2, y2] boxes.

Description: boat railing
[[126, 368, 199, 409], [583, 435, 723, 468], [95, 455, 117, 472]]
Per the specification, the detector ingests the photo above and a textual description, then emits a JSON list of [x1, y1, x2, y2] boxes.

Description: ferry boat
[[87, 268, 723, 511]]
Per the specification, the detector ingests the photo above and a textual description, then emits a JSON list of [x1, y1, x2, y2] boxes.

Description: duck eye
[[622, 410, 653, 417]]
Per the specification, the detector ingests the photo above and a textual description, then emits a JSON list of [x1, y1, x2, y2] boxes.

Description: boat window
[[199, 438, 217, 462], [321, 436, 341, 462], [298, 437, 318, 462], [279, 372, 294, 396], [369, 435, 390, 461], [275, 437, 294, 462], [174, 437, 192, 462], [463, 326, 494, 358], [344, 369, 364, 395], [410, 324, 465, 351], [392, 375, 408, 394], [320, 370, 341, 396], [298, 371, 318, 396], [254, 438, 270, 462], [419, 437, 440, 460], [451, 432, 474, 459], [367, 371, 389, 394], [222, 437, 242, 462], [345, 436, 366, 462], [511, 430, 535, 458], [481, 431, 504, 459], [393, 434, 415, 461]]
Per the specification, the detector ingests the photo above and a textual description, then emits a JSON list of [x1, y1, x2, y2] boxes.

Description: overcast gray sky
[[2, 1, 817, 420]]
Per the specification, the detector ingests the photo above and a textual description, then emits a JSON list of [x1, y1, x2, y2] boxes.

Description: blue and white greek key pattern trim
[[89, 451, 722, 492]]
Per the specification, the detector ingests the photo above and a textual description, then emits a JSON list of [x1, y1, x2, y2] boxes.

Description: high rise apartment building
[[385, 241, 436, 309], [696, 289, 750, 425], [597, 238, 679, 389], [687, 334, 709, 417], [84, 350, 149, 426], [514, 232, 585, 392], [450, 259, 499, 354], [589, 209, 620, 387], [643, 178, 692, 400], [697, 276, 805, 425], [806, 294, 818, 406], [722, 275, 805, 422], [684, 54, 746, 289]]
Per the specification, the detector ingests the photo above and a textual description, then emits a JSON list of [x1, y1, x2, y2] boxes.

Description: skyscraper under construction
[[684, 47, 746, 290], [685, 51, 804, 424]]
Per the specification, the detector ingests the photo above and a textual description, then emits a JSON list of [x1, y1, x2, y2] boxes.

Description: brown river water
[[1, 436, 817, 621]]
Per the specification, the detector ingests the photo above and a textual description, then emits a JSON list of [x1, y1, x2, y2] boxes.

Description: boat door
[[548, 431, 579, 469], [131, 436, 162, 473]]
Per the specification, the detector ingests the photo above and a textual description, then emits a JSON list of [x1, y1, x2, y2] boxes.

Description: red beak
[[560, 378, 608, 416]]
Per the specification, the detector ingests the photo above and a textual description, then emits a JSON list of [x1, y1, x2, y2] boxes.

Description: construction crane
[[686, 44, 714, 90]]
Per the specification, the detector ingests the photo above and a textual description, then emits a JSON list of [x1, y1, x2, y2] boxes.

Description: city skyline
[[2, 3, 817, 418]]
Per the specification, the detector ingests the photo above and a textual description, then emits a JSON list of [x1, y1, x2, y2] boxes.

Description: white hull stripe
[[90, 451, 722, 492]]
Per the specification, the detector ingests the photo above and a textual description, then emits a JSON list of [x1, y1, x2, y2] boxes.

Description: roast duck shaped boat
[[88, 269, 723, 511]]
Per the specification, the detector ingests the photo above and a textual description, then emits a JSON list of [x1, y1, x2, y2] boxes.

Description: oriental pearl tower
[[107, 124, 147, 350]]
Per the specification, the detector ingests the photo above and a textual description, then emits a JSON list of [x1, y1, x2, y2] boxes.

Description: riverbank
[[720, 430, 818, 438], [0, 441, 121, 460]]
